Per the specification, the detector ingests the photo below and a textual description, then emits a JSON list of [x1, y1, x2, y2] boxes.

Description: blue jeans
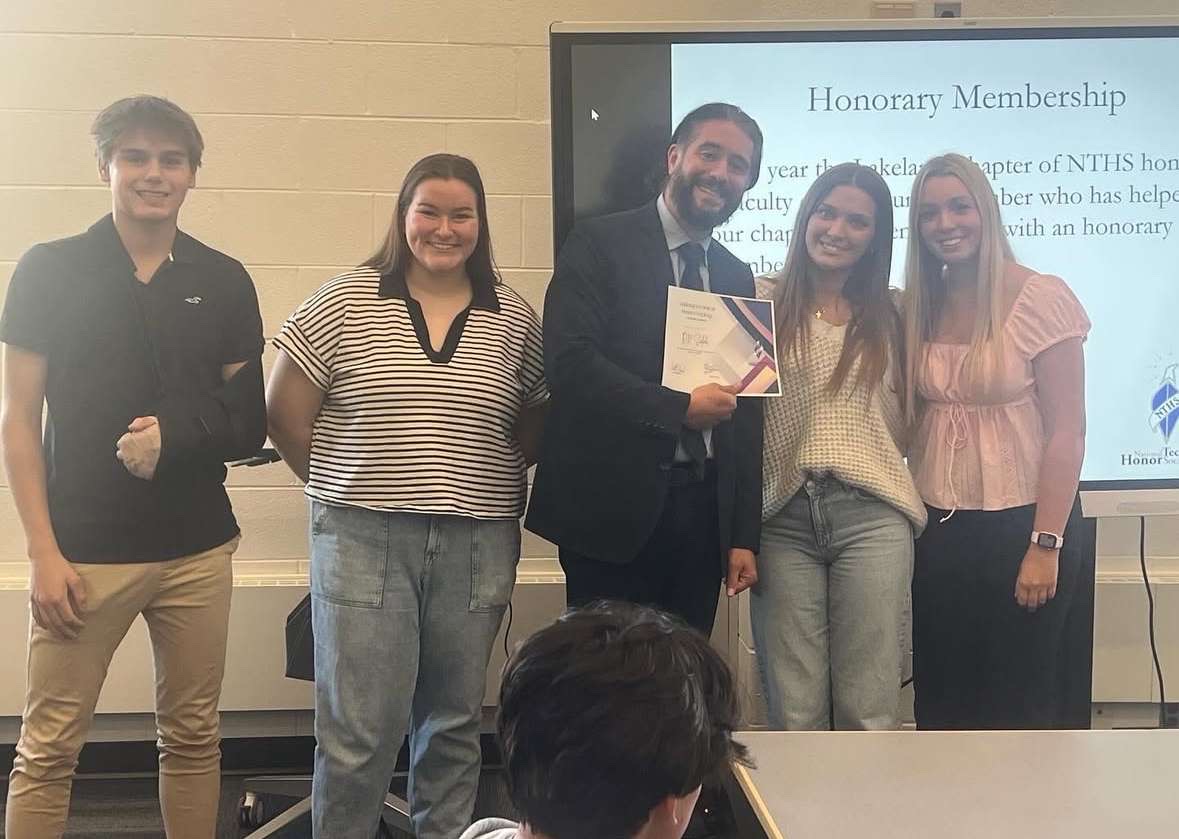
[[750, 476, 913, 730], [309, 501, 519, 839]]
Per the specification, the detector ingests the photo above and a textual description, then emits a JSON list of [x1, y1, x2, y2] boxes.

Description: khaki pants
[[5, 537, 238, 839]]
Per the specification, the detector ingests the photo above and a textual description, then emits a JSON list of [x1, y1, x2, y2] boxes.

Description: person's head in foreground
[[462, 601, 749, 839]]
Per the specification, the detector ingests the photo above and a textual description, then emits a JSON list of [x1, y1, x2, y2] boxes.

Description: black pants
[[559, 464, 722, 634], [912, 499, 1084, 730]]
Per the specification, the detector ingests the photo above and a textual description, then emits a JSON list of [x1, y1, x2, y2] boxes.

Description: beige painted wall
[[1, 0, 1177, 579]]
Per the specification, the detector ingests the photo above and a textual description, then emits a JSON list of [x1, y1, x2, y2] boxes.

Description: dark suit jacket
[[525, 201, 763, 568]]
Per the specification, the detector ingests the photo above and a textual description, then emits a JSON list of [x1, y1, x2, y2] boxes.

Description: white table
[[730, 729, 1179, 839]]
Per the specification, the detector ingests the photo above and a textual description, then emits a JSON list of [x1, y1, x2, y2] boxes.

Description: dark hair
[[498, 601, 749, 839], [770, 162, 902, 400], [363, 153, 499, 291], [671, 102, 764, 187], [91, 96, 204, 169]]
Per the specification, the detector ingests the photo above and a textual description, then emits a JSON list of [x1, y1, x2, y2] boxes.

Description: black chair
[[239, 778, 411, 838]]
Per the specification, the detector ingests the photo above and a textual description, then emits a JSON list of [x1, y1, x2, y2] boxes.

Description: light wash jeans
[[309, 501, 519, 839], [750, 475, 913, 730]]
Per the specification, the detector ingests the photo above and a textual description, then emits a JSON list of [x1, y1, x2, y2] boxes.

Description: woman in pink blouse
[[902, 153, 1090, 729]]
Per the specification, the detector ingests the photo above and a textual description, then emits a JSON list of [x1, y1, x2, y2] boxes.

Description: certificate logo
[[1150, 364, 1179, 443]]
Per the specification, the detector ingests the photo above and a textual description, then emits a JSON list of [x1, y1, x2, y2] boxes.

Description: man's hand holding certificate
[[684, 382, 741, 429], [662, 286, 780, 396]]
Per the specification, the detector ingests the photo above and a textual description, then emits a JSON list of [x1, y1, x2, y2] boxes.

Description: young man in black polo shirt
[[0, 96, 265, 839]]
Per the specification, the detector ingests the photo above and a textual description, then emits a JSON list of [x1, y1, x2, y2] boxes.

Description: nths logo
[[1150, 364, 1179, 443]]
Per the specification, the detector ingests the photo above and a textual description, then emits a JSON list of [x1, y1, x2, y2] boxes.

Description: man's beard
[[668, 169, 741, 231]]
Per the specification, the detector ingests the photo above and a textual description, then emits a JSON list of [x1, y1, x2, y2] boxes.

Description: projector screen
[[550, 19, 1179, 492]]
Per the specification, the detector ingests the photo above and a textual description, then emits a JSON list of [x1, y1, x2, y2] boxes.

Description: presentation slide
[[667, 36, 1179, 485]]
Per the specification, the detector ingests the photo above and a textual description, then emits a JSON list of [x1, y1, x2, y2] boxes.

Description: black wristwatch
[[1030, 531, 1064, 550]]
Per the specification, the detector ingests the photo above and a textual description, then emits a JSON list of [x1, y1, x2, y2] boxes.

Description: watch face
[[1036, 533, 1059, 549]]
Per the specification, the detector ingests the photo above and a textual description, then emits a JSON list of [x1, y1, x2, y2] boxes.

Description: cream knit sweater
[[758, 279, 927, 531]]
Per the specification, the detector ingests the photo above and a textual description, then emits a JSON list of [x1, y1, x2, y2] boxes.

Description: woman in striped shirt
[[266, 154, 547, 839]]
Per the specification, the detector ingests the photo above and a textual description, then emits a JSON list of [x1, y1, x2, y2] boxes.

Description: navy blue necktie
[[675, 243, 708, 468], [678, 242, 706, 291]]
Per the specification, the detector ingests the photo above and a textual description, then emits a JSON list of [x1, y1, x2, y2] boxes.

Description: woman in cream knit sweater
[[751, 162, 925, 730]]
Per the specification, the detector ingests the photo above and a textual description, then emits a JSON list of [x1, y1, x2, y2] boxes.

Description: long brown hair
[[770, 162, 900, 399], [363, 153, 500, 292], [901, 153, 1014, 426]]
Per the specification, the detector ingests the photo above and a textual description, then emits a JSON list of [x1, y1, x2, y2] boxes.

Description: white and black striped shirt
[[274, 266, 547, 519]]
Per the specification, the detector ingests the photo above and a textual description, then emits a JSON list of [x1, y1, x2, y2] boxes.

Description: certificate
[[662, 286, 780, 396]]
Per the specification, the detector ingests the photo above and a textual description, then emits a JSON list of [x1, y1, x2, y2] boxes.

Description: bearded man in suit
[[527, 102, 765, 634]]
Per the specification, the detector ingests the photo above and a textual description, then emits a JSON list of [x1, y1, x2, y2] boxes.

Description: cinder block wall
[[1, 0, 1174, 580]]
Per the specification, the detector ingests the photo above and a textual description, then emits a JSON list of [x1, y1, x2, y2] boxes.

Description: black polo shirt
[[0, 215, 264, 563]]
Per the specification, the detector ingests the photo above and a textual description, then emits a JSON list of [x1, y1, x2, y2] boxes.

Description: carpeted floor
[[0, 775, 257, 838]]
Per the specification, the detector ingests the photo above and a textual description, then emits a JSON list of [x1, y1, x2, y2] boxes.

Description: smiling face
[[804, 184, 877, 276], [402, 177, 480, 278], [100, 127, 195, 226], [664, 118, 755, 233], [916, 174, 983, 265]]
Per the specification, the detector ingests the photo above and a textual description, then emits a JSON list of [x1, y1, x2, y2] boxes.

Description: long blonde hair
[[770, 162, 901, 400], [901, 153, 1014, 426]]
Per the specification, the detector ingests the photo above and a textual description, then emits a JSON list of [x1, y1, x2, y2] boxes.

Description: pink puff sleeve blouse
[[909, 274, 1091, 512]]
